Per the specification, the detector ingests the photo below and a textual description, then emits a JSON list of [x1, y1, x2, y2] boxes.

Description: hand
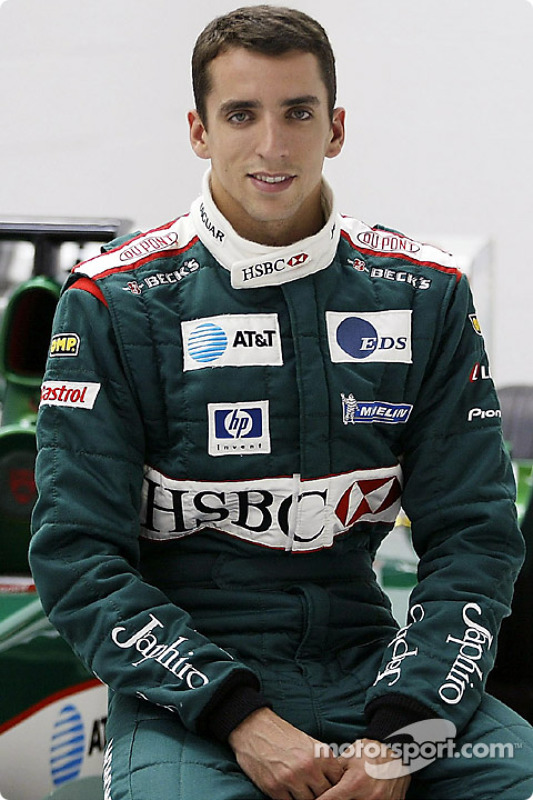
[[228, 707, 345, 800], [316, 739, 411, 800]]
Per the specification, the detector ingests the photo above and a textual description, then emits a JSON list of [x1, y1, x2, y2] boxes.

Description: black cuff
[[364, 694, 436, 744], [202, 677, 272, 742]]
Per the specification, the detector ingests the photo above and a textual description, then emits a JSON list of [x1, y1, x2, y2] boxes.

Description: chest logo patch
[[326, 311, 412, 363], [182, 314, 282, 370], [208, 401, 271, 456]]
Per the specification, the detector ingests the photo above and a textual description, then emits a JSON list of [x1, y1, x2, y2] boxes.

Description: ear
[[188, 110, 211, 160], [325, 107, 346, 160]]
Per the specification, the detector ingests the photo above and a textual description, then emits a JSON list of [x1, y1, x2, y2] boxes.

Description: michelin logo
[[341, 394, 412, 424], [327, 311, 412, 364]]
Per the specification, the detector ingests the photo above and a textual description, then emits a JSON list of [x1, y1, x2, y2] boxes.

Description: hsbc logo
[[239, 253, 310, 283], [287, 253, 309, 267], [140, 464, 403, 552], [335, 475, 402, 527]]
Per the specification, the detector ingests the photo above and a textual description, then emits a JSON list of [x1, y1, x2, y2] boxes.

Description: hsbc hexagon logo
[[335, 475, 402, 527], [287, 253, 309, 268]]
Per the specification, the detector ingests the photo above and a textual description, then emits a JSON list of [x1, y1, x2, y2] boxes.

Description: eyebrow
[[219, 95, 322, 115]]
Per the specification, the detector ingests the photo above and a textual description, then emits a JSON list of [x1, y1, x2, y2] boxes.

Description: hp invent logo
[[223, 409, 255, 438], [188, 322, 227, 363]]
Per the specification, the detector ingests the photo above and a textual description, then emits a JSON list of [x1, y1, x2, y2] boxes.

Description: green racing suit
[[29, 175, 533, 798]]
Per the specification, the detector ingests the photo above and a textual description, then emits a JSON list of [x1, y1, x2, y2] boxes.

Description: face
[[189, 48, 345, 246]]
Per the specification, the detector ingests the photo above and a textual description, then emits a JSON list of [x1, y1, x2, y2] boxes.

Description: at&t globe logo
[[187, 322, 228, 363]]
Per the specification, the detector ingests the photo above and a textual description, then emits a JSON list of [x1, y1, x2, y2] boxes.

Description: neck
[[209, 174, 326, 247]]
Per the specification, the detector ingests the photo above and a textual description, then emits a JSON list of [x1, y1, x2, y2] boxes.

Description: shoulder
[[339, 216, 462, 283], [72, 214, 199, 281]]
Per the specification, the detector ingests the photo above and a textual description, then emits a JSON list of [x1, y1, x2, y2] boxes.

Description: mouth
[[248, 172, 296, 192]]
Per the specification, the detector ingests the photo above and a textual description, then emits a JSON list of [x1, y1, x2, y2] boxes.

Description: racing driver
[[30, 6, 533, 800]]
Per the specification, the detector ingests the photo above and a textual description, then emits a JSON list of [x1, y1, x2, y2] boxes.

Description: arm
[[29, 280, 266, 736], [364, 274, 524, 740]]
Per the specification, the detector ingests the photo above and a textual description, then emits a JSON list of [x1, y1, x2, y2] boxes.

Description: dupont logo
[[356, 230, 421, 253], [40, 381, 101, 409], [208, 401, 271, 456], [50, 703, 85, 787], [118, 231, 179, 262]]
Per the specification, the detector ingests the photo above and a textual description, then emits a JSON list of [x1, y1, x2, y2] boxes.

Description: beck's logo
[[327, 311, 412, 363], [208, 401, 271, 456]]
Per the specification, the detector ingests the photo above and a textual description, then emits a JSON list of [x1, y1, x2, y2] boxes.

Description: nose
[[255, 115, 289, 161]]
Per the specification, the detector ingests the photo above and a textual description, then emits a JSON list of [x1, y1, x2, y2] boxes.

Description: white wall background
[[0, 0, 532, 387]]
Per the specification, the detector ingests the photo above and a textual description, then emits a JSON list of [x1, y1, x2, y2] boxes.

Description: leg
[[408, 694, 533, 800], [105, 691, 267, 800]]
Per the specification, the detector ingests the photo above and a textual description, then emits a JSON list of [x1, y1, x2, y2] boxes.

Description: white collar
[[190, 170, 341, 289]]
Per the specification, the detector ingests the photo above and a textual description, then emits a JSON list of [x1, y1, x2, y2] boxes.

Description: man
[[30, 6, 533, 799]]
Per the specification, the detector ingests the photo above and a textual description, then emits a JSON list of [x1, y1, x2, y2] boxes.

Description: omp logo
[[327, 311, 412, 363], [50, 704, 85, 787], [119, 232, 179, 262], [40, 381, 101, 409], [208, 401, 270, 456], [49, 333, 80, 357], [182, 315, 282, 371]]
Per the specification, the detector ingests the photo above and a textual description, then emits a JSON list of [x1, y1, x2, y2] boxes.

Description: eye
[[289, 108, 312, 121], [228, 110, 252, 124]]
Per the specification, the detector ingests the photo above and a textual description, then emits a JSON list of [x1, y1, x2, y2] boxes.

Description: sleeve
[[364, 273, 524, 741], [29, 279, 268, 739]]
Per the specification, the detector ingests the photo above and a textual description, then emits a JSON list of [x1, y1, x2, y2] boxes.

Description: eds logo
[[326, 311, 412, 363], [208, 401, 270, 456]]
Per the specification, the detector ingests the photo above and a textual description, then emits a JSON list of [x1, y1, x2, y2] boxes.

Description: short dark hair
[[192, 5, 337, 124]]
